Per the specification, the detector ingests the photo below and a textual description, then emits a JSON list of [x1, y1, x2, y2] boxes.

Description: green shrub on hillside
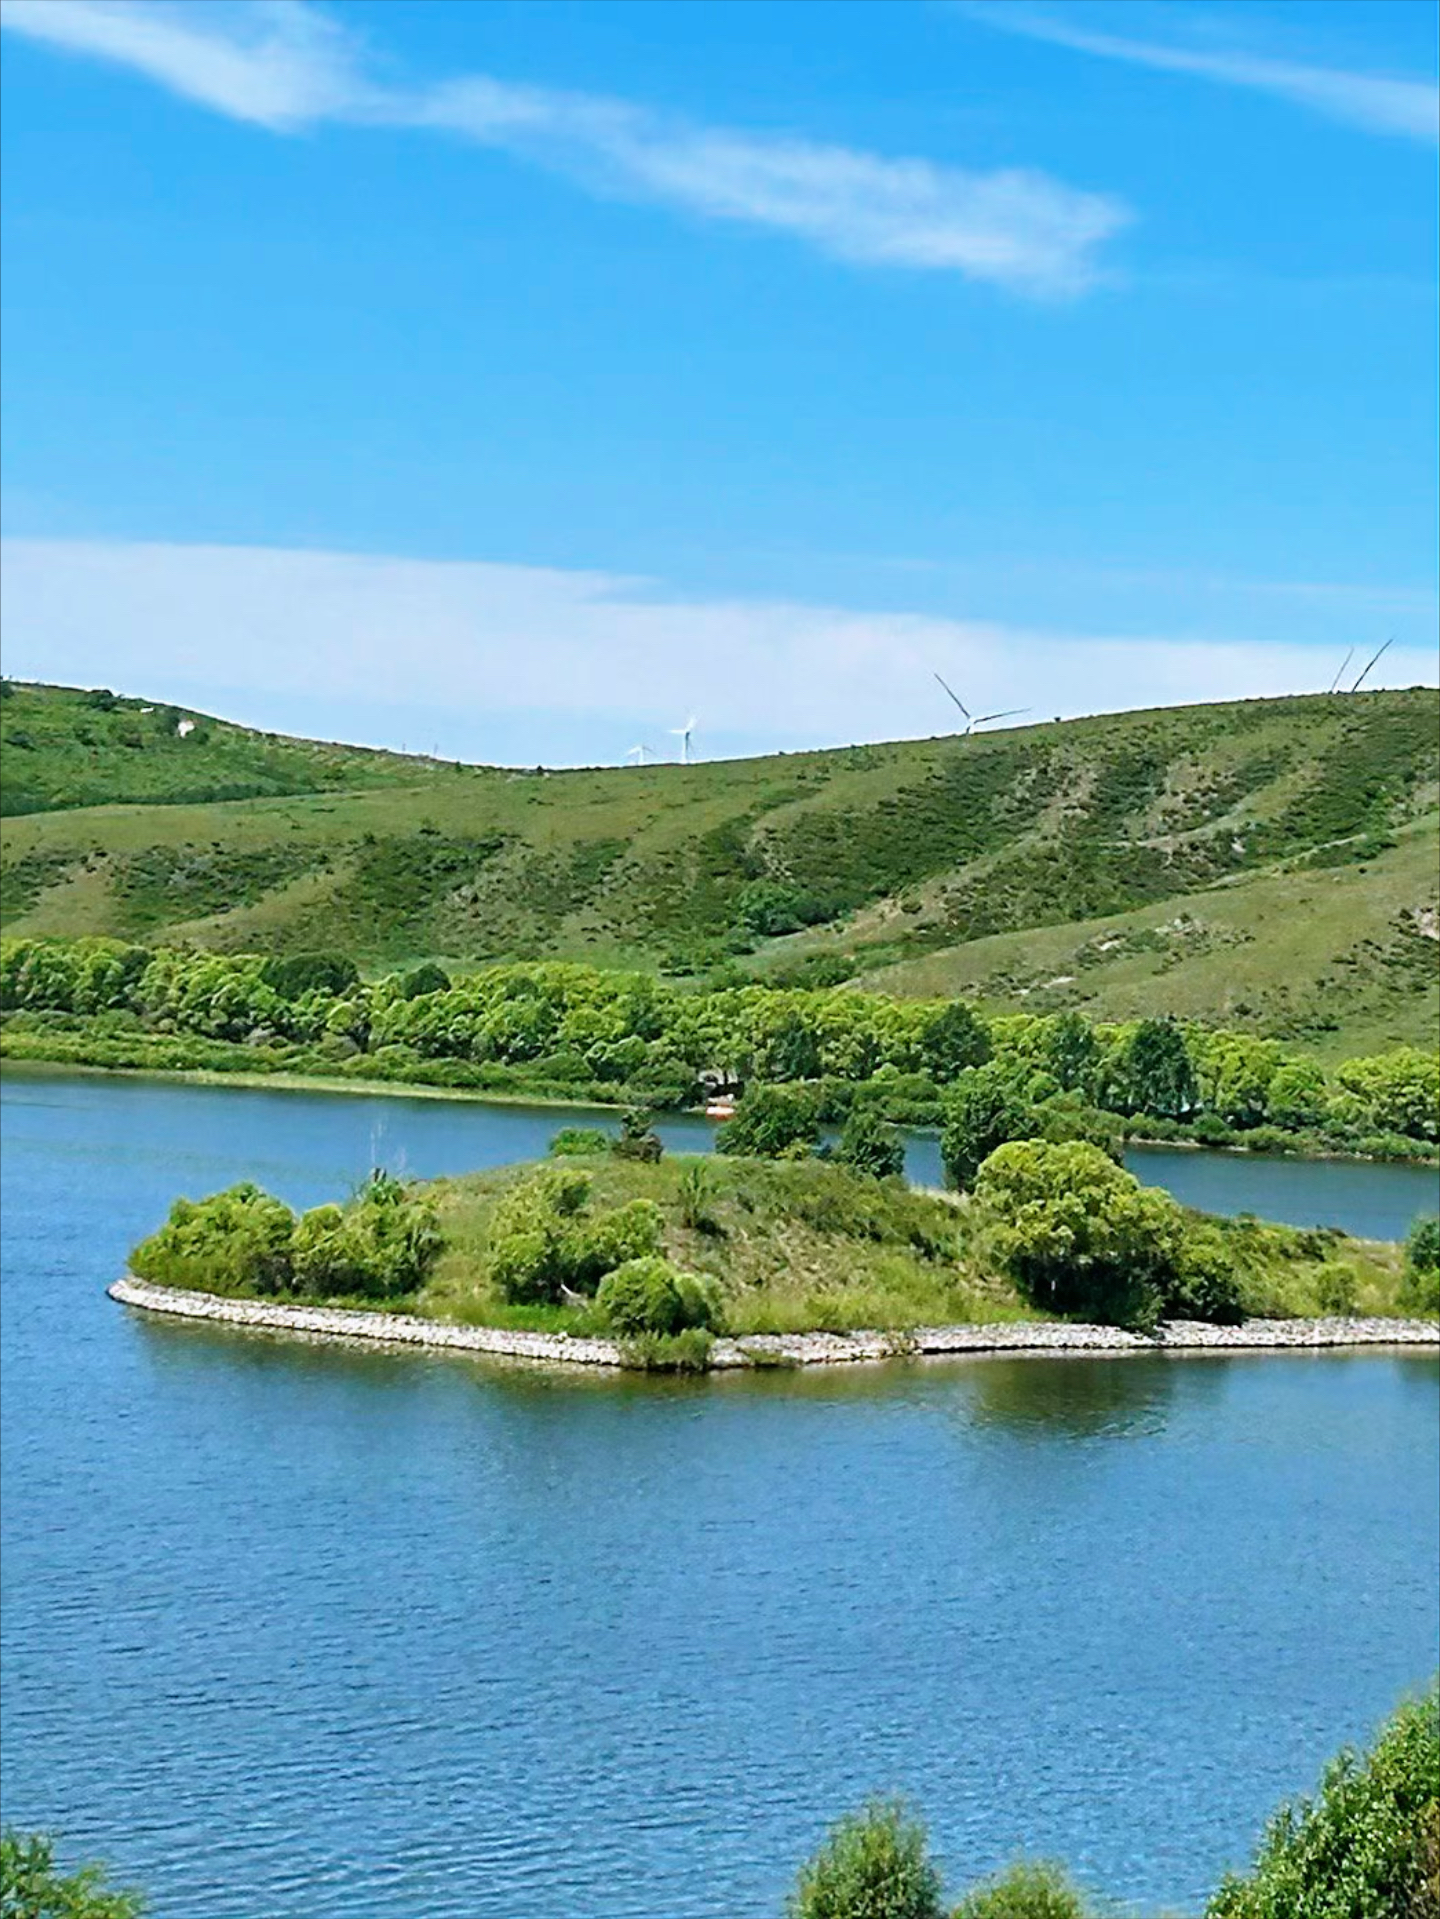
[[1206, 1684, 1439, 1919], [289, 1173, 441, 1300], [483, 1168, 677, 1305]]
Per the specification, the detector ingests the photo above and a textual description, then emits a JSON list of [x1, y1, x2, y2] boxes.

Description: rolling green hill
[[3, 679, 1436, 1057]]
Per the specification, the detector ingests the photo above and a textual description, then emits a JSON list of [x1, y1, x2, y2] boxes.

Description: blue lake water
[[1, 1069, 1437, 1917]]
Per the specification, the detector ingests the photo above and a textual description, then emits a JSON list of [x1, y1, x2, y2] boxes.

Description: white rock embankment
[[108, 1278, 1439, 1371]]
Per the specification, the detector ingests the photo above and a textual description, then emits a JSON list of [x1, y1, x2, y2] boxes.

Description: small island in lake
[[121, 1115, 1439, 1370]]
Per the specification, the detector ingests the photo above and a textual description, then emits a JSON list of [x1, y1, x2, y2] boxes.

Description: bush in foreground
[[1206, 1682, 1439, 1919], [787, 1800, 943, 1919], [786, 1684, 1437, 1918], [952, 1861, 1089, 1919], [0, 1830, 143, 1918]]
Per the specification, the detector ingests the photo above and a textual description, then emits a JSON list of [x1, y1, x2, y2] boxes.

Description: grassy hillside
[[0, 680, 451, 816], [3, 679, 1436, 1053]]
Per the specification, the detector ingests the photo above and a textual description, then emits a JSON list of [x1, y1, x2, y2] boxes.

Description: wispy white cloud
[[416, 79, 1127, 292], [0, 0, 1129, 296], [0, 0, 367, 128], [3, 538, 1433, 766], [959, 3, 1439, 145]]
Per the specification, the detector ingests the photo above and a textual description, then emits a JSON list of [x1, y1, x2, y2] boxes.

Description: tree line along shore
[[3, 939, 1437, 1167]]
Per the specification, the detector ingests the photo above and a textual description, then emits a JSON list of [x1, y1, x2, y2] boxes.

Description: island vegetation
[[126, 1104, 1434, 1367], [3, 681, 1437, 1060], [4, 939, 1437, 1169]]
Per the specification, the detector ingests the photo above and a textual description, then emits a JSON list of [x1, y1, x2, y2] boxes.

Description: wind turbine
[[670, 716, 696, 765], [934, 673, 1029, 736], [626, 744, 650, 766], [934, 672, 972, 731], [1327, 648, 1355, 694], [1349, 637, 1394, 694]]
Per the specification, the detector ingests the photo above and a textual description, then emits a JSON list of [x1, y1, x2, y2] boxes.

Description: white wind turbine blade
[[1328, 649, 1355, 694], [1349, 637, 1394, 693], [933, 672, 971, 722], [974, 707, 1031, 727]]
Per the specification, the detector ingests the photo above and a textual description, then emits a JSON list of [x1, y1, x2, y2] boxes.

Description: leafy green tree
[[974, 1139, 1189, 1328], [758, 1011, 823, 1083], [787, 1800, 943, 1919], [834, 1108, 905, 1181], [939, 1063, 1035, 1190], [259, 952, 358, 1001], [1120, 1018, 1198, 1120], [1335, 1048, 1440, 1142], [1038, 1011, 1099, 1096], [290, 1174, 442, 1299], [1207, 1684, 1439, 1919], [1195, 1033, 1282, 1129], [1266, 1058, 1331, 1132], [399, 962, 452, 1000], [0, 1832, 144, 1919], [919, 1000, 992, 1083], [717, 1085, 820, 1158]]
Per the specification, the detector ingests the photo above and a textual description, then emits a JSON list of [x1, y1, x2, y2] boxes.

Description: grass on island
[[5, 680, 1437, 1057], [415, 1153, 1415, 1338]]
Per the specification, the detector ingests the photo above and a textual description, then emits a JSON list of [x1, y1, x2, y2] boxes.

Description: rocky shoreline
[[109, 1278, 1440, 1371]]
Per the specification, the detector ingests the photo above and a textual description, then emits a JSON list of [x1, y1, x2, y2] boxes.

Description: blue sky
[[1, 0, 1436, 764]]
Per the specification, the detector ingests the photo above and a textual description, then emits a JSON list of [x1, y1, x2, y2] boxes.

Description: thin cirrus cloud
[[3, 538, 1436, 767], [959, 3, 1439, 145], [0, 0, 1130, 296]]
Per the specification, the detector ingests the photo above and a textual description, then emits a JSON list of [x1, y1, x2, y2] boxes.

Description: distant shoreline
[[109, 1277, 1440, 1372]]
